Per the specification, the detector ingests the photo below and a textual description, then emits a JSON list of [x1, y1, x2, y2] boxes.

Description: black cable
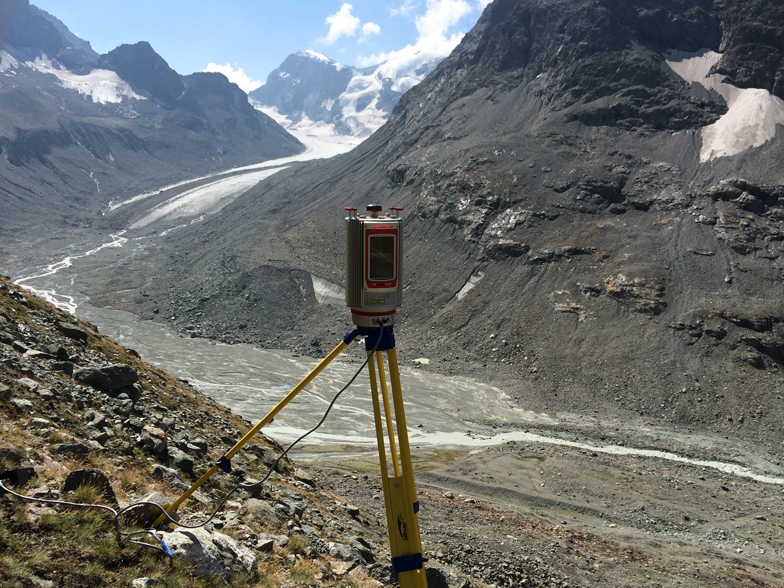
[[0, 326, 386, 555], [241, 324, 385, 490]]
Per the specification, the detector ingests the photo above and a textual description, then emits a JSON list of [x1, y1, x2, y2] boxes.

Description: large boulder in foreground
[[158, 528, 257, 580], [74, 364, 138, 391]]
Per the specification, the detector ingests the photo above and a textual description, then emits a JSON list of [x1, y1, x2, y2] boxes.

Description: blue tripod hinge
[[217, 455, 232, 473], [357, 325, 396, 351], [392, 552, 424, 574]]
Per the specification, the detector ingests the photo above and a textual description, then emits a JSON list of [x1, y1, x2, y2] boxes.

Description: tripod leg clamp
[[217, 455, 232, 473], [392, 552, 424, 574]]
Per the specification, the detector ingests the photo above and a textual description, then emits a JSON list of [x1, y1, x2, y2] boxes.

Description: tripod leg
[[375, 351, 401, 477], [370, 348, 427, 588], [153, 335, 354, 527]]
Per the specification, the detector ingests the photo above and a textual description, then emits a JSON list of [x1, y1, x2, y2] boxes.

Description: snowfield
[[665, 48, 784, 161]]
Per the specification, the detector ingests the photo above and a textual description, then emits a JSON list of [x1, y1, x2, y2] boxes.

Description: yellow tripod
[[152, 326, 428, 586], [365, 326, 428, 587]]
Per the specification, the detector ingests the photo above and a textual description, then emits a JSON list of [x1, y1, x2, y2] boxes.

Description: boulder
[[74, 364, 138, 391], [55, 320, 89, 343], [167, 447, 194, 475], [52, 362, 74, 376], [54, 443, 90, 457], [126, 491, 179, 527], [0, 440, 23, 467], [240, 498, 284, 528], [0, 383, 11, 401], [158, 528, 258, 580], [62, 469, 117, 505], [0, 440, 35, 486], [16, 377, 39, 392], [140, 425, 167, 454], [11, 398, 34, 411], [328, 541, 367, 565]]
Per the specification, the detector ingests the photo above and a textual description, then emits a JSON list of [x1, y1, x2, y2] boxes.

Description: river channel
[[12, 137, 784, 484]]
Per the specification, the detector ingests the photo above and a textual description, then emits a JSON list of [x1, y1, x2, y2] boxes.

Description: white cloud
[[476, 0, 493, 8], [356, 0, 473, 68], [203, 62, 262, 93], [415, 0, 472, 39], [320, 3, 361, 44], [361, 22, 381, 40], [391, 0, 418, 17]]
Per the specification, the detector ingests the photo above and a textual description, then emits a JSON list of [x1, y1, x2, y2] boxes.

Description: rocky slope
[[1, 275, 481, 586], [90, 0, 784, 455], [7, 279, 782, 588], [0, 0, 303, 269]]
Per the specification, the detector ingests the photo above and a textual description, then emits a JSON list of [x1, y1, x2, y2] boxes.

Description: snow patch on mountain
[[300, 49, 345, 71], [25, 54, 145, 104], [257, 106, 363, 148], [251, 48, 443, 140], [665, 49, 784, 162], [0, 51, 19, 73]]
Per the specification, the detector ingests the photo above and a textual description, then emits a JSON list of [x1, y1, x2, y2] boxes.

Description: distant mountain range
[[250, 49, 443, 138], [0, 0, 303, 260]]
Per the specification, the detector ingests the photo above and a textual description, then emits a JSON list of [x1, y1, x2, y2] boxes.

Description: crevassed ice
[[665, 48, 784, 162], [26, 55, 145, 104]]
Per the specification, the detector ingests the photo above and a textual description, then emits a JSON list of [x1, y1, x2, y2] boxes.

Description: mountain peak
[[98, 41, 184, 106], [296, 49, 344, 69]]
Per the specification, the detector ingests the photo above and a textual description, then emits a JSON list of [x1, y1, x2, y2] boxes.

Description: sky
[[32, 0, 491, 93]]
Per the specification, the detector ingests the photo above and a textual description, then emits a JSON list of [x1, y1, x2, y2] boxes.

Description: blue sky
[[32, 1, 490, 92]]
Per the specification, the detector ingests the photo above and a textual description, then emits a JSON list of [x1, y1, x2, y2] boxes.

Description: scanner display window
[[368, 235, 396, 280]]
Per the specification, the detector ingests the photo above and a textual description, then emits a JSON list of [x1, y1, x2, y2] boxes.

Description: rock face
[[128, 0, 784, 446], [98, 42, 184, 106]]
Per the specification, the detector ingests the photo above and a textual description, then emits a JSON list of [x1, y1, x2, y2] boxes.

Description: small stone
[[16, 377, 39, 392], [0, 383, 11, 401], [131, 579, 159, 588], [443, 491, 454, 499], [11, 398, 34, 411]]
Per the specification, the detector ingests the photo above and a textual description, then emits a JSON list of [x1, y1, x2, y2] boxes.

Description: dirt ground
[[313, 430, 784, 588]]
